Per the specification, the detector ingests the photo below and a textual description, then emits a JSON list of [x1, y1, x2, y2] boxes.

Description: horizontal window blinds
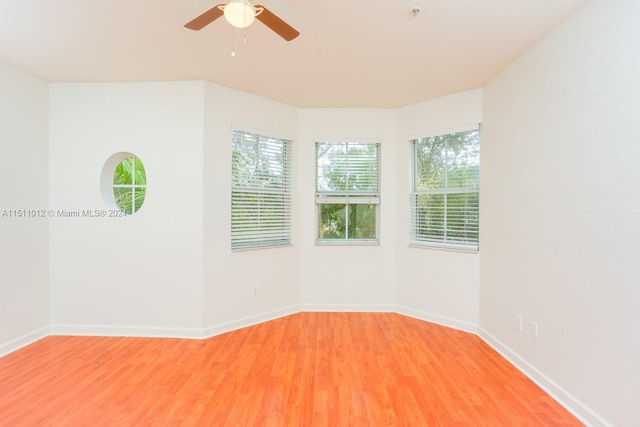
[[410, 128, 479, 251], [316, 142, 380, 195], [232, 130, 292, 250]]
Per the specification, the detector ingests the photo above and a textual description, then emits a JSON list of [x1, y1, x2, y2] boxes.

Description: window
[[231, 130, 292, 250], [316, 141, 380, 243], [410, 127, 479, 251], [113, 155, 147, 215]]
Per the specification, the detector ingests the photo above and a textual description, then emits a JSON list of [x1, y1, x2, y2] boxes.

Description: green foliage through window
[[316, 142, 380, 242], [410, 129, 479, 250], [113, 156, 146, 215]]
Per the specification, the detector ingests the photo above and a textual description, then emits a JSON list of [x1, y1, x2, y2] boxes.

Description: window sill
[[408, 242, 478, 254], [316, 240, 380, 247], [232, 243, 293, 252]]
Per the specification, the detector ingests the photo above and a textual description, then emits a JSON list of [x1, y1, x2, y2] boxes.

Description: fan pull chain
[[231, 27, 237, 57], [243, 0, 248, 44]]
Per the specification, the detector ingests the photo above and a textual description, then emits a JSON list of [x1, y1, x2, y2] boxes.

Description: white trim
[[203, 305, 300, 338], [0, 326, 49, 357], [313, 137, 381, 145], [478, 327, 612, 427], [407, 123, 480, 141], [394, 305, 478, 334], [44, 306, 301, 340], [316, 196, 380, 204], [314, 239, 380, 246], [49, 324, 205, 339], [231, 124, 294, 143], [408, 241, 479, 253], [231, 243, 293, 252], [300, 304, 395, 312]]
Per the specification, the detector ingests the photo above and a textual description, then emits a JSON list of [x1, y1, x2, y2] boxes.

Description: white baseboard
[[203, 304, 300, 338], [394, 305, 478, 334], [49, 324, 205, 339], [0, 326, 49, 357], [300, 303, 395, 312], [478, 327, 611, 427]]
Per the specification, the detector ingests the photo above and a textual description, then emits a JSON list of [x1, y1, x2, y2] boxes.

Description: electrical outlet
[[529, 321, 538, 339], [0, 307, 4, 323], [514, 315, 523, 332], [252, 287, 258, 297]]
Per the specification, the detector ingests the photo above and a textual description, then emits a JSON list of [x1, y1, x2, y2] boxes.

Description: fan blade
[[255, 6, 299, 41], [184, 5, 225, 30]]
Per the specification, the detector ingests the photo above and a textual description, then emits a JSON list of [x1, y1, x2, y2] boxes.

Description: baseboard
[[49, 324, 205, 339], [0, 326, 49, 357], [300, 303, 395, 312], [203, 304, 300, 338], [394, 305, 478, 334], [478, 328, 611, 427]]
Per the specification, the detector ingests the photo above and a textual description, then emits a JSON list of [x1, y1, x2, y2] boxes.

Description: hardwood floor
[[0, 313, 582, 426]]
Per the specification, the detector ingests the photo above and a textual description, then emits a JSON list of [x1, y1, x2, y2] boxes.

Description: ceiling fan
[[184, 0, 300, 41]]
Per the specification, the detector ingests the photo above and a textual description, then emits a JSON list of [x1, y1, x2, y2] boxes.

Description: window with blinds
[[315, 141, 380, 243], [410, 127, 479, 251], [231, 130, 292, 250]]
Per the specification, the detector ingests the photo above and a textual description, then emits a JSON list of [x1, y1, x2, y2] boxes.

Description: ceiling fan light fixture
[[223, 0, 257, 28], [185, 1, 298, 41]]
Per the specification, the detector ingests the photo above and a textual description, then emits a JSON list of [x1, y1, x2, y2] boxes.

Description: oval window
[[112, 156, 147, 214]]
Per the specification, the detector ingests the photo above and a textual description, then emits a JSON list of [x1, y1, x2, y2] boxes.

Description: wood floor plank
[[0, 313, 583, 426]]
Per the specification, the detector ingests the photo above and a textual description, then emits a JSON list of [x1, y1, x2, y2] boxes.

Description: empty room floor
[[0, 313, 582, 426]]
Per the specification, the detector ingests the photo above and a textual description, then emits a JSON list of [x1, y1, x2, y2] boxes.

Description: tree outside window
[[316, 141, 380, 243], [410, 128, 479, 251]]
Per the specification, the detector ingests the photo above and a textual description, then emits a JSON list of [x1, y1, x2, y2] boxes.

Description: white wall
[[480, 1, 640, 426], [395, 89, 483, 331], [298, 108, 397, 310], [48, 82, 204, 336], [0, 62, 49, 355], [202, 82, 300, 332]]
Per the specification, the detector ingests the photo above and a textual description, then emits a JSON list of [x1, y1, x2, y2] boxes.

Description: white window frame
[[409, 125, 480, 252], [315, 140, 381, 245], [231, 129, 292, 250]]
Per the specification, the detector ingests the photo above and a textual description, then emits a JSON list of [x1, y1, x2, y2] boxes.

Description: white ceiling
[[0, 0, 586, 108]]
